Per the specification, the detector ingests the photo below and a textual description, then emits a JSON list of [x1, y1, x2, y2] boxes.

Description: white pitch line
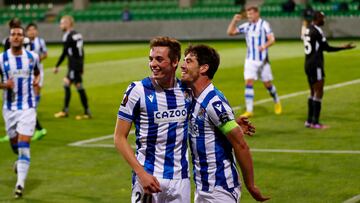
[[343, 194, 360, 203], [68, 78, 360, 148], [68, 130, 135, 147], [251, 149, 360, 154], [233, 78, 360, 111]]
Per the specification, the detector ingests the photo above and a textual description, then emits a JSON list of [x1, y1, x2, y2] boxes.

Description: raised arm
[[227, 14, 243, 36]]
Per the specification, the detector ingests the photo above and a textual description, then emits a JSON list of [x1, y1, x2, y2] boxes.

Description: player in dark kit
[[53, 15, 91, 120], [303, 11, 355, 129]]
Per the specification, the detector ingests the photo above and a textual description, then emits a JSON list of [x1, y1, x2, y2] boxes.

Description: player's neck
[[191, 78, 211, 98], [155, 77, 175, 89], [11, 47, 23, 56]]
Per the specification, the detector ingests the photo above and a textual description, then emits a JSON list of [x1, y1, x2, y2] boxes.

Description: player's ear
[[200, 64, 209, 74]]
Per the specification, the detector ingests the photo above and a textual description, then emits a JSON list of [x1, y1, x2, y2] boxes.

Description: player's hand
[[343, 42, 356, 49], [258, 45, 266, 52], [53, 67, 59, 74], [33, 76, 40, 87], [236, 116, 256, 136], [232, 14, 243, 22], [247, 185, 271, 202], [5, 78, 14, 89], [137, 171, 162, 194]]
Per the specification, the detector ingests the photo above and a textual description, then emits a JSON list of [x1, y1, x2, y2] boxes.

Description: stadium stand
[[55, 0, 359, 22], [0, 3, 51, 24]]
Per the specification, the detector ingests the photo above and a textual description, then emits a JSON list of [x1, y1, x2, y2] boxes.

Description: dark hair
[[150, 36, 181, 63], [246, 6, 259, 12], [26, 22, 38, 30], [313, 11, 324, 21], [9, 25, 25, 36], [8, 17, 21, 28], [184, 44, 220, 79]]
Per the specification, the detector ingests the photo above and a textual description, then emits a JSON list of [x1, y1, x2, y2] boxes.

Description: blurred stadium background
[[0, 0, 359, 202]]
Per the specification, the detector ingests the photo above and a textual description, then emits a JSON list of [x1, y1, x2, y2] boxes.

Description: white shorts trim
[[2, 108, 36, 138], [244, 59, 273, 81], [132, 177, 191, 203], [194, 186, 241, 203]]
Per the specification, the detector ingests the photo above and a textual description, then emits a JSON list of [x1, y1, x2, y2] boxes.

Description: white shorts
[[194, 186, 241, 203], [2, 108, 36, 138], [132, 177, 191, 203], [244, 59, 273, 81]]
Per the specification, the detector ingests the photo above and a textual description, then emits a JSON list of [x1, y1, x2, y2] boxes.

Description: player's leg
[[54, 75, 71, 118], [74, 71, 91, 120], [242, 60, 257, 117], [261, 62, 281, 115], [311, 80, 328, 129], [33, 84, 46, 141], [14, 108, 36, 198]]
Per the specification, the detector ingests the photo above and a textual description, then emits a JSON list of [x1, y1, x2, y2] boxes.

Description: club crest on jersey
[[184, 90, 192, 103], [154, 108, 187, 123], [196, 107, 206, 121]]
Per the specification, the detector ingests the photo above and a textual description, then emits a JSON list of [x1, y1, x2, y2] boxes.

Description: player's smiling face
[[149, 46, 177, 86], [10, 28, 24, 49], [181, 53, 200, 84]]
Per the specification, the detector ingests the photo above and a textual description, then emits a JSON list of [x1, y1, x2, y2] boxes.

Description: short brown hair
[[184, 44, 220, 79], [246, 6, 259, 12], [150, 36, 181, 63]]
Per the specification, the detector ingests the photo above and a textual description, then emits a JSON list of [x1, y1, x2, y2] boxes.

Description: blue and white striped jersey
[[26, 37, 47, 58], [118, 77, 192, 180], [0, 49, 40, 110], [237, 18, 273, 61], [189, 83, 239, 192]]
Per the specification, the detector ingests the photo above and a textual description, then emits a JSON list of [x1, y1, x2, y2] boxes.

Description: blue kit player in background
[[227, 6, 281, 118], [53, 15, 91, 120], [181, 44, 269, 202], [114, 36, 192, 203], [303, 11, 355, 129], [25, 23, 47, 140], [0, 25, 40, 199]]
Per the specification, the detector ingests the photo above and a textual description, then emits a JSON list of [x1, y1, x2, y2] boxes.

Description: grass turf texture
[[0, 40, 359, 202]]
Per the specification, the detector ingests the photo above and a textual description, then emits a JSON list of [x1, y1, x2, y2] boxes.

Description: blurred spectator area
[[0, 0, 359, 24]]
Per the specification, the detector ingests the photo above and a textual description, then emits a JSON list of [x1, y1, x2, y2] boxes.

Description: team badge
[[197, 107, 206, 121]]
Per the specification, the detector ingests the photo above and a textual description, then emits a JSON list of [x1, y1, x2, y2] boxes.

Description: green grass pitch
[[0, 40, 359, 203]]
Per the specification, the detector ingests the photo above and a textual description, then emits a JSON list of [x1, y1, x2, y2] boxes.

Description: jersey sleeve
[[207, 96, 235, 128], [40, 38, 47, 55], [237, 22, 249, 34], [118, 82, 141, 122], [263, 21, 273, 35]]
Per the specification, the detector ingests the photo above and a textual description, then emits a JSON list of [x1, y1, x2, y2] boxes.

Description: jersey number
[[303, 29, 312, 55]]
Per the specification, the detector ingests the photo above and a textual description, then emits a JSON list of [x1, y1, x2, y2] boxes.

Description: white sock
[[245, 85, 254, 112], [16, 141, 30, 188]]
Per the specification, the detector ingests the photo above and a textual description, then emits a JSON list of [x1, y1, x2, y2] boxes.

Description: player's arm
[[114, 119, 161, 194], [322, 41, 355, 52], [259, 23, 275, 51], [0, 61, 14, 89], [227, 14, 243, 36], [33, 56, 41, 86], [40, 39, 48, 61], [221, 122, 270, 202], [53, 37, 70, 73]]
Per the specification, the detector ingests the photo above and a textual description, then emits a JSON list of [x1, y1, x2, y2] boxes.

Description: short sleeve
[[237, 22, 249, 34], [263, 21, 273, 35], [207, 97, 235, 128], [118, 82, 141, 122]]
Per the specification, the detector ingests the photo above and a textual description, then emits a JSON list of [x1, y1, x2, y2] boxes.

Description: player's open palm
[[248, 185, 270, 202], [138, 171, 162, 194]]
